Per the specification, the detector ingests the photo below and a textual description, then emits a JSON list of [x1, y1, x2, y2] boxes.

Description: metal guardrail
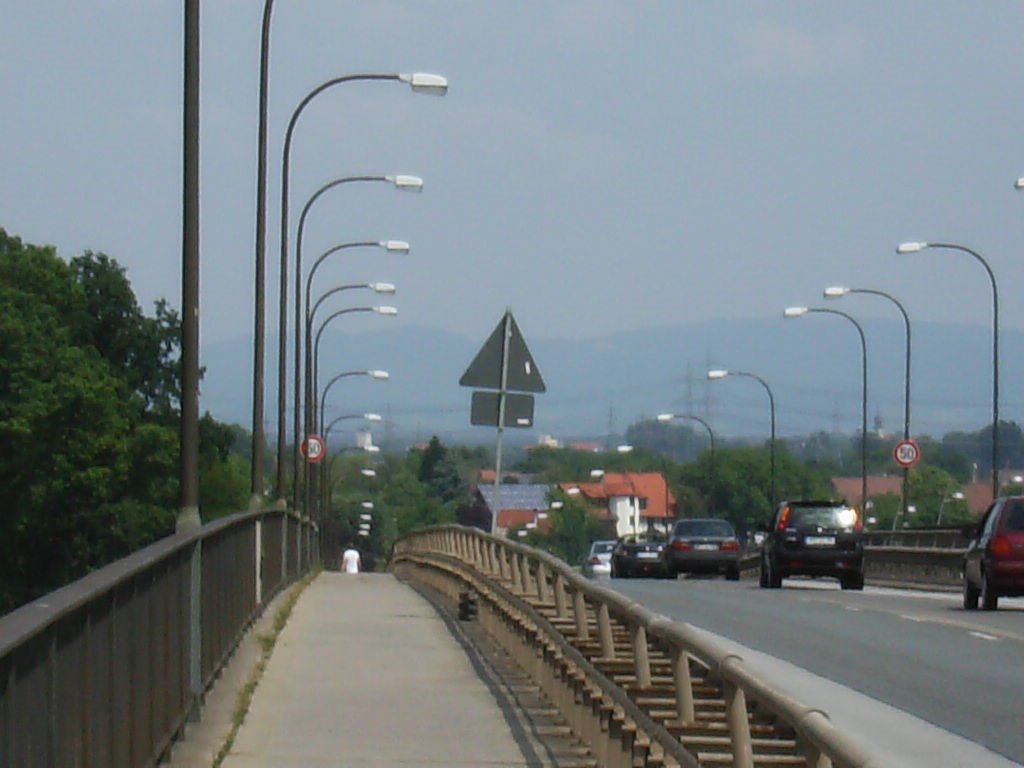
[[0, 508, 317, 768], [394, 526, 886, 768]]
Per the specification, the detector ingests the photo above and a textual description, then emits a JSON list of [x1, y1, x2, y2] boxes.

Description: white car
[[583, 540, 617, 577]]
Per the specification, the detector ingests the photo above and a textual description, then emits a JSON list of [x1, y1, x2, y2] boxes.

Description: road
[[603, 575, 1024, 765]]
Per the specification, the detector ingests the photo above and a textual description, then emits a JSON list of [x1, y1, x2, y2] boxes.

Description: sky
[[4, 3, 1024, 372]]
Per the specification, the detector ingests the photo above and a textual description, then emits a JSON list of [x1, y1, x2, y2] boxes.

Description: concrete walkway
[[220, 572, 538, 767]]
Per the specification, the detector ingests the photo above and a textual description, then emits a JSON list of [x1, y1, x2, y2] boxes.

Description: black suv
[[760, 500, 864, 590]]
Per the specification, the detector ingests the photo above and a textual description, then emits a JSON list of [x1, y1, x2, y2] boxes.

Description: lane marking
[[969, 631, 999, 641], [900, 614, 926, 622]]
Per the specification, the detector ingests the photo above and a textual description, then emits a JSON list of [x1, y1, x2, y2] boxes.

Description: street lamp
[[897, 241, 999, 502], [825, 285, 913, 519], [937, 491, 965, 525], [707, 369, 777, 511], [273, 72, 446, 508], [303, 281, 397, 492], [656, 413, 716, 513], [292, 182, 416, 506], [785, 307, 868, 513]]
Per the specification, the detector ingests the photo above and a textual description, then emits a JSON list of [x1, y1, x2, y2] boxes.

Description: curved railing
[[0, 508, 317, 768], [393, 525, 886, 768]]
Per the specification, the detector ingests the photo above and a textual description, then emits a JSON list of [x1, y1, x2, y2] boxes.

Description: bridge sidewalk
[[217, 571, 540, 768]]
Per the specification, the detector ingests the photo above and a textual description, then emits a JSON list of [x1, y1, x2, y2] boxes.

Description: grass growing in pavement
[[212, 570, 318, 768]]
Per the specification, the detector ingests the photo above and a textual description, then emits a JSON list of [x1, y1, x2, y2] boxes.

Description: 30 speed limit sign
[[301, 434, 325, 464], [892, 438, 921, 469]]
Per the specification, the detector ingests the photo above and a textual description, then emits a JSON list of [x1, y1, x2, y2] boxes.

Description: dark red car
[[964, 496, 1024, 610]]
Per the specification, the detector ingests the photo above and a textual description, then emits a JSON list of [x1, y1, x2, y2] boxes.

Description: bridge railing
[[0, 508, 316, 768], [394, 526, 885, 768]]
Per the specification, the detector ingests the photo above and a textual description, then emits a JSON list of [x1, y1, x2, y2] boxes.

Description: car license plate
[[695, 544, 717, 551], [805, 536, 836, 547], [637, 552, 659, 559]]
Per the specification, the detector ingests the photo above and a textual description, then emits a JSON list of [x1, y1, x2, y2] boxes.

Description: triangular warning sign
[[459, 311, 546, 393]]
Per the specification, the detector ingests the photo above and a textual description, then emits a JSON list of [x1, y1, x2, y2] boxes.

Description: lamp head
[[707, 369, 729, 380], [381, 240, 410, 253], [616, 444, 633, 453], [363, 413, 383, 422], [656, 413, 674, 422], [359, 513, 372, 521], [387, 175, 423, 191], [784, 306, 808, 318], [364, 445, 381, 453], [590, 469, 605, 478], [400, 72, 448, 95], [824, 286, 850, 298], [952, 491, 965, 500], [369, 282, 396, 294], [368, 370, 390, 380], [1015, 178, 1024, 191], [361, 468, 377, 477], [361, 501, 374, 509], [896, 242, 926, 254], [374, 305, 398, 316]]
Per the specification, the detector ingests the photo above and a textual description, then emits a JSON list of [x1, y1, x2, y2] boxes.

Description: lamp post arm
[[809, 308, 868, 510], [318, 372, 366, 437], [929, 243, 999, 500], [305, 242, 379, 319], [276, 73, 402, 505], [733, 371, 776, 509], [312, 307, 373, 420]]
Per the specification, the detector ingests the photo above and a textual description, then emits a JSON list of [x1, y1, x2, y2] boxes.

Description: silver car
[[583, 540, 617, 576]]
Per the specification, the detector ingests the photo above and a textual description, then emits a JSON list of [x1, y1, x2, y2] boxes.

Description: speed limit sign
[[892, 438, 921, 469], [301, 434, 325, 464]]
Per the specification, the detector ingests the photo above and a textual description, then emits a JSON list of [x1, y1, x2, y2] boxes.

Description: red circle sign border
[[892, 438, 921, 469]]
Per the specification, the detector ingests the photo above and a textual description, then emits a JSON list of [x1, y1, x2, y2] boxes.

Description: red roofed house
[[559, 472, 676, 538], [830, 475, 903, 510]]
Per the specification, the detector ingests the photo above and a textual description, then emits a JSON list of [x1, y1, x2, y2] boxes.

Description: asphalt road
[[603, 575, 1024, 765]]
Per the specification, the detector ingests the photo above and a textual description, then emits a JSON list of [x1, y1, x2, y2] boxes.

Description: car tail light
[[777, 506, 791, 531], [720, 540, 740, 552], [589, 556, 601, 564], [671, 541, 692, 552], [990, 535, 1013, 559]]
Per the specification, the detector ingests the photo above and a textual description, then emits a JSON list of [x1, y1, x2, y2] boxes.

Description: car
[[667, 518, 741, 579], [760, 500, 864, 590], [583, 540, 617, 577], [610, 533, 672, 579], [963, 496, 1024, 610]]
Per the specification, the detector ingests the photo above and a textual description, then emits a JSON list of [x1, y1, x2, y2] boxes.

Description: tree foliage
[[0, 230, 245, 613]]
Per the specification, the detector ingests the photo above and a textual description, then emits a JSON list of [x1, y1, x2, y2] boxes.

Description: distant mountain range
[[199, 318, 1023, 447]]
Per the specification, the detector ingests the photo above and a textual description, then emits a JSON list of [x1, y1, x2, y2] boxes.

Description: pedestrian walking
[[341, 541, 361, 574]]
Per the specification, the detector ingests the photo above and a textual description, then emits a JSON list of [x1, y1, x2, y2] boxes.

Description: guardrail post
[[510, 551, 522, 592], [519, 553, 532, 594], [554, 573, 568, 618], [631, 624, 651, 689], [573, 589, 590, 641], [598, 603, 616, 659], [536, 562, 550, 603], [186, 539, 203, 722], [671, 647, 696, 724], [724, 679, 754, 768]]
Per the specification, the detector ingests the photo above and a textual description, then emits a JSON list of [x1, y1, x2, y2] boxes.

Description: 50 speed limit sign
[[892, 438, 921, 469]]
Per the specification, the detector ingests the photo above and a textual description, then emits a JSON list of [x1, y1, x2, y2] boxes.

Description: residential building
[[560, 472, 676, 538]]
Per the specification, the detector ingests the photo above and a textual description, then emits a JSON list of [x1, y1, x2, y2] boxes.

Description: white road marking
[[969, 631, 999, 641], [900, 614, 927, 622]]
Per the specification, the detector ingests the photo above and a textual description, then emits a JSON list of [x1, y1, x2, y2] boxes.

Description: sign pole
[[492, 309, 513, 533]]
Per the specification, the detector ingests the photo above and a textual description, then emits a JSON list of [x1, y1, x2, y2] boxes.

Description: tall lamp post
[[825, 286, 912, 519], [299, 283, 397, 509], [320, 413, 382, 522], [656, 413, 716, 513], [292, 178, 419, 510], [275, 72, 447, 507], [785, 307, 868, 513], [706, 370, 777, 511], [897, 241, 999, 502]]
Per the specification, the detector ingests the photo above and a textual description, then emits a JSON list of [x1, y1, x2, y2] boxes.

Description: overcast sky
[[4, 3, 1024, 357]]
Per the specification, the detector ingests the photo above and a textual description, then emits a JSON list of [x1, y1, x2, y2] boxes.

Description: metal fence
[[0, 508, 316, 768], [394, 526, 886, 768]]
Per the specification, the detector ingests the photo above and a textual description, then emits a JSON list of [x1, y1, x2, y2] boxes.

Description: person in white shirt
[[341, 543, 361, 574]]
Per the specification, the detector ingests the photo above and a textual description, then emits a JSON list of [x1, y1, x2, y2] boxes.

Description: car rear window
[[1003, 503, 1024, 532], [674, 520, 734, 538], [591, 541, 616, 554], [787, 505, 856, 528]]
